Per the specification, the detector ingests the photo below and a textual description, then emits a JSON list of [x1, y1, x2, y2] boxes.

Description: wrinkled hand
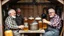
[[18, 25, 24, 29], [43, 19, 48, 23], [43, 19, 51, 24]]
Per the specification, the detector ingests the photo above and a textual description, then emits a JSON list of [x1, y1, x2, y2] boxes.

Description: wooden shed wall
[[15, 5, 48, 18]]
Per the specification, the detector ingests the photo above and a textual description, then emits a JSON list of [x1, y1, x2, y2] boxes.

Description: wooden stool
[[5, 30, 13, 36]]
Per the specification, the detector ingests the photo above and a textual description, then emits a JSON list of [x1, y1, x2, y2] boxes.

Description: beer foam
[[29, 17, 34, 19], [35, 17, 41, 20], [25, 18, 28, 20], [38, 21, 42, 23]]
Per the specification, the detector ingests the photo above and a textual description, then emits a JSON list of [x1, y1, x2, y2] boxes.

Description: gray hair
[[8, 9, 16, 15], [48, 8, 55, 13], [16, 8, 21, 12]]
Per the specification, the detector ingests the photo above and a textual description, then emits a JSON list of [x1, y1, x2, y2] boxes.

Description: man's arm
[[5, 18, 19, 29], [43, 16, 61, 27], [49, 16, 61, 27]]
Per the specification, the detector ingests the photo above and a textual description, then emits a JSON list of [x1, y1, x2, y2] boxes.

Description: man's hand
[[18, 25, 24, 29], [43, 19, 50, 24], [43, 19, 48, 23]]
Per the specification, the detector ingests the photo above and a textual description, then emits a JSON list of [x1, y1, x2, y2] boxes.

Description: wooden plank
[[20, 5, 24, 17], [60, 6, 64, 36], [0, 1, 3, 36], [37, 5, 42, 17], [29, 0, 33, 2], [33, 5, 38, 17], [19, 30, 45, 33], [60, 21, 64, 36], [20, 0, 25, 2], [2, 0, 9, 5], [58, 0, 64, 5], [28, 5, 33, 17], [24, 5, 29, 17]]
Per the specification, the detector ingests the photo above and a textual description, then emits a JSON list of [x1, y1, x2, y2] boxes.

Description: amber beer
[[42, 23, 47, 29], [35, 16, 41, 22], [24, 17, 28, 23], [38, 21, 43, 29], [28, 16, 34, 24], [23, 26, 28, 31], [24, 22, 29, 31]]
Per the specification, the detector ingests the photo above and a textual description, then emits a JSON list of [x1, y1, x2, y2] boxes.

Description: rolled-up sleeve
[[49, 16, 61, 27]]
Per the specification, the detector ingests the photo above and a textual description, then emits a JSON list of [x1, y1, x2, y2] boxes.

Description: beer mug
[[42, 19, 47, 29], [24, 17, 28, 23], [23, 22, 29, 31], [42, 23, 47, 29], [38, 21, 43, 29], [23, 26, 28, 31], [35, 16, 41, 22], [28, 16, 34, 24]]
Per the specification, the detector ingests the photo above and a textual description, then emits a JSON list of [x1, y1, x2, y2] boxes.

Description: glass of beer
[[42, 19, 47, 29], [24, 17, 28, 23], [38, 21, 43, 30], [28, 16, 34, 24], [23, 22, 29, 31], [23, 26, 28, 31], [35, 16, 41, 22], [42, 23, 47, 29]]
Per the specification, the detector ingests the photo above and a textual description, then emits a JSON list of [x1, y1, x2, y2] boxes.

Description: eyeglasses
[[49, 12, 54, 14]]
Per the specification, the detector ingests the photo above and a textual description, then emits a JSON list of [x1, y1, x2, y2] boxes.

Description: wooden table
[[19, 30, 45, 36]]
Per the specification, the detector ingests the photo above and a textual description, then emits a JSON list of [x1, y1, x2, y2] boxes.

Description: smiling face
[[49, 12, 55, 18], [48, 8, 55, 18], [10, 10, 16, 16], [8, 9, 16, 18]]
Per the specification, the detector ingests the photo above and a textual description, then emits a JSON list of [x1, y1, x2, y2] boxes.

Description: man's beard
[[12, 16, 16, 18], [50, 16, 54, 18]]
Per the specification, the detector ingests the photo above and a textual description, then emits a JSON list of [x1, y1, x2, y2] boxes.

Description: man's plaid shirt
[[49, 14, 61, 29], [5, 16, 19, 30]]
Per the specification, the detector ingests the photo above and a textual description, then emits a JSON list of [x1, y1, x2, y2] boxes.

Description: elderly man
[[16, 8, 24, 26], [5, 9, 24, 36], [43, 8, 61, 36]]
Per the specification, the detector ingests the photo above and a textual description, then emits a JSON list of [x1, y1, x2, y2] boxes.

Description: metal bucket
[[30, 21, 38, 30]]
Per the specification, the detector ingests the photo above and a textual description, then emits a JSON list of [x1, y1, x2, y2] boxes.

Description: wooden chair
[[60, 20, 64, 36]]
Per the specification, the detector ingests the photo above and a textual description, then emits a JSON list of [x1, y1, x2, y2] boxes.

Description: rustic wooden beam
[[60, 21, 64, 36], [2, 0, 9, 5], [0, 1, 3, 36], [60, 5, 64, 36], [57, 0, 64, 5]]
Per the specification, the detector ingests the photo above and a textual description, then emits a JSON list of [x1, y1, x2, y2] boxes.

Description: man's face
[[17, 9, 21, 15], [48, 8, 55, 18], [49, 12, 55, 18], [10, 11, 16, 16]]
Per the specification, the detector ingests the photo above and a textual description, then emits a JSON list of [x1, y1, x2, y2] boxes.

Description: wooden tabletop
[[19, 29, 45, 33]]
